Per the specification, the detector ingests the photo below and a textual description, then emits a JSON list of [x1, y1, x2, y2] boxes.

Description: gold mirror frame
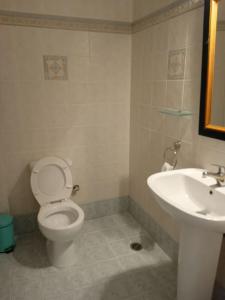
[[199, 0, 225, 140]]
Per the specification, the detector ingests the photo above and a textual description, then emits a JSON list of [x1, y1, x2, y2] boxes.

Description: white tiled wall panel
[[130, 7, 206, 241], [0, 27, 131, 214]]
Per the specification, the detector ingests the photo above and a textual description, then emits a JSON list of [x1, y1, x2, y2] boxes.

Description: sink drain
[[130, 242, 143, 251]]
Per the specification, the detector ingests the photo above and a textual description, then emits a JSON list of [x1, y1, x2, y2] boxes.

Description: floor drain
[[130, 242, 143, 251]]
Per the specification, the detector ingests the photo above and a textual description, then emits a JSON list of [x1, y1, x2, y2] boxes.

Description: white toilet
[[30, 156, 84, 268]]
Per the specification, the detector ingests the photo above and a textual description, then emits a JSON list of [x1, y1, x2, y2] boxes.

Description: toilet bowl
[[30, 156, 84, 268]]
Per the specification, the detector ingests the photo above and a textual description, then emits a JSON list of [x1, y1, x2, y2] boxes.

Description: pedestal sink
[[147, 169, 225, 300]]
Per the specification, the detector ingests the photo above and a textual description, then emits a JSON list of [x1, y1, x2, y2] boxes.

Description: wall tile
[[185, 44, 202, 80], [151, 81, 167, 108], [41, 29, 89, 57], [168, 14, 188, 50], [0, 51, 18, 82], [152, 23, 169, 52], [69, 56, 89, 82], [0, 0, 132, 22], [182, 80, 201, 113], [43, 55, 68, 80], [187, 7, 204, 47], [130, 8, 207, 243], [152, 51, 168, 80], [89, 32, 131, 58], [0, 24, 130, 214], [168, 49, 186, 80], [166, 80, 183, 109]]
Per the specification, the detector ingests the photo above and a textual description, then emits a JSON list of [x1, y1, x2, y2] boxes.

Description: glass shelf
[[159, 108, 192, 117]]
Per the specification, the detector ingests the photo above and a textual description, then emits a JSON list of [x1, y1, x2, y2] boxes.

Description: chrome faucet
[[202, 164, 225, 187]]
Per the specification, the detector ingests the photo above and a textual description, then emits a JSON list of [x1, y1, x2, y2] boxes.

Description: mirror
[[199, 0, 225, 140]]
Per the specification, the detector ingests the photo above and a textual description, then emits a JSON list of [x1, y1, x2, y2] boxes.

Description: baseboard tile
[[13, 196, 129, 235], [128, 197, 178, 262]]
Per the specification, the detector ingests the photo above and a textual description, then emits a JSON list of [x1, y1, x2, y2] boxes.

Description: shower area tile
[[0, 213, 177, 300]]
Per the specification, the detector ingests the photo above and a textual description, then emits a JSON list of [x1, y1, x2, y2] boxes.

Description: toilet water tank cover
[[30, 156, 73, 206]]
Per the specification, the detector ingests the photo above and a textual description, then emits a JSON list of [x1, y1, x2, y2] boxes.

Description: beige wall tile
[[187, 7, 204, 47], [130, 9, 225, 287], [168, 14, 188, 50], [152, 51, 168, 80], [133, 0, 174, 21], [89, 33, 131, 58], [151, 81, 167, 107], [152, 23, 169, 52], [0, 24, 131, 214], [130, 8, 206, 243], [166, 80, 183, 109], [182, 80, 201, 113], [0, 0, 132, 22], [185, 44, 202, 80], [41, 29, 89, 57]]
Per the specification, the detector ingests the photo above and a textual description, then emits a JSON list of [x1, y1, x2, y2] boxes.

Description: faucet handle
[[211, 164, 225, 174]]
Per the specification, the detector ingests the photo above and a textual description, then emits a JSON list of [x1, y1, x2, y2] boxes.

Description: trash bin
[[0, 214, 15, 253]]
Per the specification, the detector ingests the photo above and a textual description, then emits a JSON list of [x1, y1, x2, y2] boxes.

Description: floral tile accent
[[43, 55, 68, 80], [168, 49, 186, 80]]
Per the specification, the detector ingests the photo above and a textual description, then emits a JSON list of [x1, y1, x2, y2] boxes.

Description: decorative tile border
[[0, 10, 131, 34], [132, 0, 204, 33], [0, 0, 204, 34]]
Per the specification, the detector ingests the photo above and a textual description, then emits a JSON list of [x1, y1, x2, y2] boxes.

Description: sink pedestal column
[[177, 224, 222, 300]]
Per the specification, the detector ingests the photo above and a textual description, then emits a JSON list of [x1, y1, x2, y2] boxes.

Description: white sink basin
[[147, 168, 225, 300], [148, 168, 225, 232]]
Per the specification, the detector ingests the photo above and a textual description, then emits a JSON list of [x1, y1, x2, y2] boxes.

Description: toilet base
[[46, 240, 76, 268]]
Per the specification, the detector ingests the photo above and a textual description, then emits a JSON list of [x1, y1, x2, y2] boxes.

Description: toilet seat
[[38, 200, 84, 230], [30, 156, 73, 206], [38, 200, 84, 242]]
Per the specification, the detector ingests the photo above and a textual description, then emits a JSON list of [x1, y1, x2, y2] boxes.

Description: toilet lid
[[30, 156, 73, 206]]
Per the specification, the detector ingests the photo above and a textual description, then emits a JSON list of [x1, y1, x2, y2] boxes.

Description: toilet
[[30, 156, 84, 268]]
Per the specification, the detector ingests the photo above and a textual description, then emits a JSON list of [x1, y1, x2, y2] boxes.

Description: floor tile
[[0, 213, 177, 300], [101, 227, 127, 242]]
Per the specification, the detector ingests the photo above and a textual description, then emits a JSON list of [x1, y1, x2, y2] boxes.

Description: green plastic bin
[[0, 214, 15, 253]]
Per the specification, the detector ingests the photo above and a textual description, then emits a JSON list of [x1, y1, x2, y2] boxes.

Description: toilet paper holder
[[163, 140, 181, 169]]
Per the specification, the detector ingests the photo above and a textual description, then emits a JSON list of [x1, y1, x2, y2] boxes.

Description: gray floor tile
[[74, 285, 106, 300], [112, 212, 140, 228], [88, 259, 123, 285], [109, 237, 134, 256], [81, 215, 119, 234], [112, 213, 146, 237], [138, 244, 171, 267], [101, 227, 127, 242], [78, 231, 107, 249], [76, 243, 116, 266], [0, 213, 176, 300], [118, 253, 146, 271]]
